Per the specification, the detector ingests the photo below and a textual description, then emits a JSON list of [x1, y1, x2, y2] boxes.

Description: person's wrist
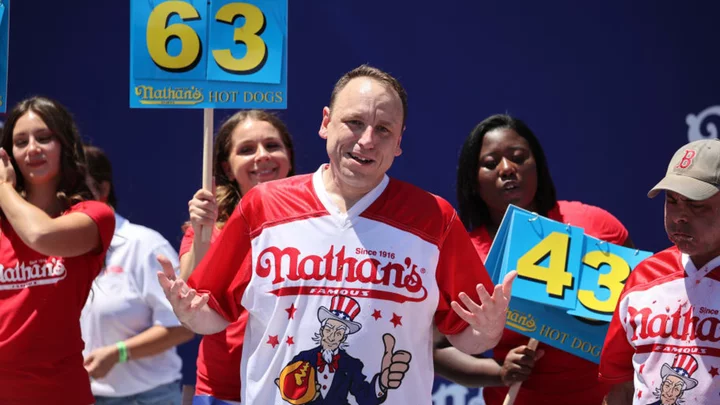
[[193, 229, 212, 246], [115, 341, 130, 363], [0, 181, 16, 202]]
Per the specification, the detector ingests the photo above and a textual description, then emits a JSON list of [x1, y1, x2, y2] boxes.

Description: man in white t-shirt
[[600, 139, 720, 405], [158, 65, 515, 405]]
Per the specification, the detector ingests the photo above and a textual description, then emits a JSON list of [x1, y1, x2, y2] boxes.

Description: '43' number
[[146, 1, 267, 73], [515, 232, 630, 317]]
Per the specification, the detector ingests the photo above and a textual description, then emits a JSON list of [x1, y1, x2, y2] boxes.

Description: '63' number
[[516, 232, 630, 319], [147, 1, 267, 73]]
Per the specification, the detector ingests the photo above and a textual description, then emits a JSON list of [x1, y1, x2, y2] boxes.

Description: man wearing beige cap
[[598, 139, 720, 405]]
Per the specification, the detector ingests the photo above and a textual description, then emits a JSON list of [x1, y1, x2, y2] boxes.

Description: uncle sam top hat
[[317, 294, 362, 335], [660, 353, 699, 390]]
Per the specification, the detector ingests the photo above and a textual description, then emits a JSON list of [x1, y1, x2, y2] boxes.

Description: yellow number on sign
[[146, 1, 202, 71], [212, 3, 267, 73], [516, 232, 573, 297], [577, 251, 630, 314]]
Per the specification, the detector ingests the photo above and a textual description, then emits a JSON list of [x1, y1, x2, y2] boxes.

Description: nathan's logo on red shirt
[[0, 258, 67, 290], [627, 305, 720, 342], [256, 245, 428, 303]]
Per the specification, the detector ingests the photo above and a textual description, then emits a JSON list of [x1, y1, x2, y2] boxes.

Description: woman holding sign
[[174, 109, 295, 404], [0, 97, 115, 404], [434, 114, 633, 405]]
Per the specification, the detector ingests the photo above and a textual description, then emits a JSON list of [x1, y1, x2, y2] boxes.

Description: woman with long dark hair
[[435, 114, 633, 405], [0, 96, 115, 404]]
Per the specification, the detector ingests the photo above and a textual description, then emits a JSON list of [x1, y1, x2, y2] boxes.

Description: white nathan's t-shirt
[[600, 246, 720, 404], [188, 165, 494, 405], [81, 213, 182, 397]]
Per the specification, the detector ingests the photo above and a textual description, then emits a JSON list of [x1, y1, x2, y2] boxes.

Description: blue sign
[[488, 205, 653, 363], [0, 0, 8, 113], [431, 377, 484, 405], [130, 0, 287, 109]]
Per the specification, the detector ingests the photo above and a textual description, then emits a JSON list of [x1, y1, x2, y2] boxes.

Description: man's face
[[319, 77, 404, 193], [660, 375, 684, 404], [665, 190, 720, 266], [320, 319, 348, 351]]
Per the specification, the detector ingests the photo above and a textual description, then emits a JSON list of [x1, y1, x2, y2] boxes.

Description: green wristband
[[116, 341, 129, 363]]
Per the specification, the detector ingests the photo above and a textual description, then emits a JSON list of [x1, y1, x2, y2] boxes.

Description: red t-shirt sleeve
[[580, 204, 629, 246], [468, 228, 492, 262], [187, 204, 252, 323], [179, 225, 220, 258], [435, 212, 494, 335], [179, 226, 195, 258], [68, 201, 115, 257], [598, 288, 636, 383]]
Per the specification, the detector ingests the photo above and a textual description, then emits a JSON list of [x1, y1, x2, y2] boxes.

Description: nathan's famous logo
[[134, 85, 204, 106], [506, 309, 537, 332], [255, 245, 428, 303], [0, 258, 67, 290], [628, 305, 720, 342]]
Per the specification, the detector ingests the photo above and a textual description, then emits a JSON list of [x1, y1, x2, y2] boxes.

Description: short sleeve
[[434, 212, 495, 335], [187, 204, 252, 323], [68, 201, 115, 256], [139, 241, 182, 328], [179, 226, 195, 258], [582, 204, 629, 246], [179, 225, 220, 258]]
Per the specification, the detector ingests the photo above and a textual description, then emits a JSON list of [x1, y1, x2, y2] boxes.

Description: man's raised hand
[[157, 254, 209, 325], [451, 270, 516, 350]]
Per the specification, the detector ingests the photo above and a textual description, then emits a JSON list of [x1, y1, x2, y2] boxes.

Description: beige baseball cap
[[648, 139, 720, 200]]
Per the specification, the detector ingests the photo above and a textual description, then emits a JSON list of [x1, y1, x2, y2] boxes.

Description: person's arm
[[434, 340, 544, 388], [158, 255, 230, 334], [0, 183, 106, 257], [446, 271, 516, 355], [126, 325, 194, 358], [434, 210, 513, 355], [184, 307, 230, 334], [179, 241, 210, 281], [86, 241, 195, 379], [433, 348, 503, 387], [162, 195, 255, 334], [599, 277, 637, 405], [0, 150, 112, 257], [179, 188, 216, 281], [602, 381, 633, 405], [84, 325, 194, 379]]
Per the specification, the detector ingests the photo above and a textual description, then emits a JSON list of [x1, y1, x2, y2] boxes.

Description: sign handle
[[502, 338, 539, 405], [200, 108, 214, 242]]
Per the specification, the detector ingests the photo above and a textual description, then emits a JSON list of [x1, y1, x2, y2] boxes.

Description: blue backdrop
[[4, 1, 719, 404]]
